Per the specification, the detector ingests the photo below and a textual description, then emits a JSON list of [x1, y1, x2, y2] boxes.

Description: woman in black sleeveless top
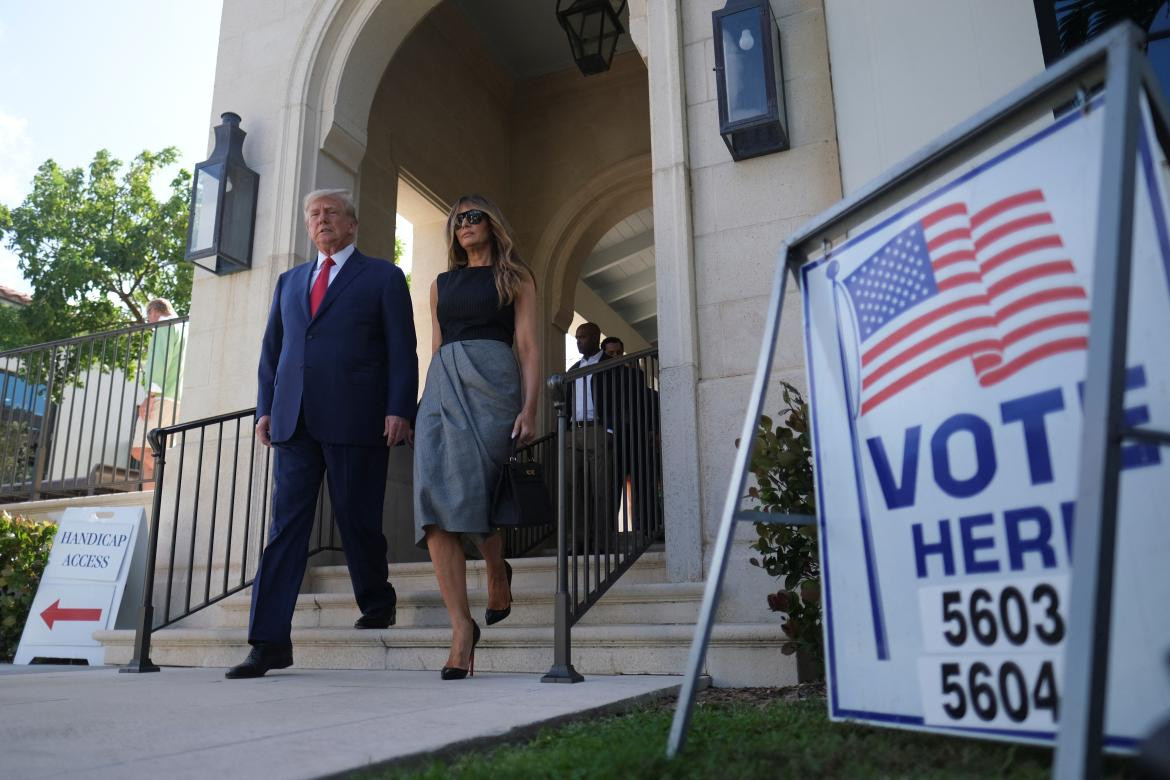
[[413, 195, 539, 679]]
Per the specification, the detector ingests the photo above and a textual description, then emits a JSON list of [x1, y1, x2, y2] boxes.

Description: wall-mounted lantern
[[556, 0, 628, 76], [184, 112, 259, 275], [712, 0, 789, 161]]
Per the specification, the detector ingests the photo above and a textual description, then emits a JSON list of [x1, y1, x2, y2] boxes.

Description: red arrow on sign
[[40, 599, 103, 629]]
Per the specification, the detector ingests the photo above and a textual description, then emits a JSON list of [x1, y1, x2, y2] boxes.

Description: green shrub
[[739, 381, 822, 674], [0, 510, 56, 661]]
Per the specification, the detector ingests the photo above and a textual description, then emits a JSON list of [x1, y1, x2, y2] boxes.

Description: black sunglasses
[[454, 209, 488, 228]]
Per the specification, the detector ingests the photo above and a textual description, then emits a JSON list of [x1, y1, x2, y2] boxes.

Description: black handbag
[[491, 444, 554, 528]]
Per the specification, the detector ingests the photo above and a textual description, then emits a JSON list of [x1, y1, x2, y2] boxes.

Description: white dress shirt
[[572, 350, 603, 422], [309, 243, 355, 290]]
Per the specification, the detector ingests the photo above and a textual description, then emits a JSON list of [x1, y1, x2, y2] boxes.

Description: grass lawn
[[367, 686, 1137, 779]]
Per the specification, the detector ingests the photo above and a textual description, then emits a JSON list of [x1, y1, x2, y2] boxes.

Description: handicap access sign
[[801, 96, 1170, 749], [14, 507, 147, 665]]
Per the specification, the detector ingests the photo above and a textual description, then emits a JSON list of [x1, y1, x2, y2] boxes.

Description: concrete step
[[307, 551, 668, 594], [96, 622, 795, 687], [210, 580, 707, 629]]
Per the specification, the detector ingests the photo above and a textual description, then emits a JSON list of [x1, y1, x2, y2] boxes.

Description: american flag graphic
[[840, 189, 1090, 416]]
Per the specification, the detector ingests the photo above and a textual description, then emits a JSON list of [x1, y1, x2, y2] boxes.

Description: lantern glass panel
[[590, 7, 607, 49], [600, 21, 620, 64], [189, 165, 223, 255], [566, 16, 585, 60], [719, 7, 768, 124], [220, 166, 257, 265]]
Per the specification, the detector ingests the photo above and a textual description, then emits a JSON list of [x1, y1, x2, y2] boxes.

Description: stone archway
[[264, 0, 440, 263], [536, 154, 654, 336], [267, 0, 660, 562], [284, 1, 656, 381]]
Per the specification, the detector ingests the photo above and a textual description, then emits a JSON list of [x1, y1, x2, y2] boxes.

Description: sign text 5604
[[918, 655, 1061, 730]]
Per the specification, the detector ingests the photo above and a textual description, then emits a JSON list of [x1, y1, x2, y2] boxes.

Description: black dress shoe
[[354, 605, 397, 629], [485, 560, 513, 626], [225, 644, 293, 679]]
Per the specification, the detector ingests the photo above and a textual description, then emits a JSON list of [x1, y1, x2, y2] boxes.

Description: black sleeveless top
[[436, 265, 515, 346]]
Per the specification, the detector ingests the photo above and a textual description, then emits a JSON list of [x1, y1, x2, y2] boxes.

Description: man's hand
[[256, 415, 272, 448], [384, 415, 410, 447]]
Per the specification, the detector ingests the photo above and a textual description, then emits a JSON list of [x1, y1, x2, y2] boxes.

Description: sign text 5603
[[918, 576, 1068, 654]]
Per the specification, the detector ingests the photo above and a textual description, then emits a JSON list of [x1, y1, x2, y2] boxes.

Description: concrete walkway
[[0, 665, 685, 779]]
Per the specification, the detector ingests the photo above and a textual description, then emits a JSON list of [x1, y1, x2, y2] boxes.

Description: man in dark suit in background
[[594, 337, 659, 540], [566, 322, 605, 423], [563, 322, 613, 548], [227, 188, 417, 679]]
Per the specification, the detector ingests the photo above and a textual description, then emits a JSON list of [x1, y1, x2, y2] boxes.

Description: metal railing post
[[1053, 26, 1143, 780], [121, 426, 167, 673], [30, 348, 56, 499], [543, 378, 583, 683]]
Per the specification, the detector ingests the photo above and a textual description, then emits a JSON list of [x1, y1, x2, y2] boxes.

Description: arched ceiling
[[580, 208, 656, 344], [452, 0, 636, 79]]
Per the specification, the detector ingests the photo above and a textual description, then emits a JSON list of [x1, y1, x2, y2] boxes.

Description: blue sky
[[0, 1, 224, 294]]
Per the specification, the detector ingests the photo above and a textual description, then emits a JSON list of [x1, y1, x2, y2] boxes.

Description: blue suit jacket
[[257, 249, 418, 445]]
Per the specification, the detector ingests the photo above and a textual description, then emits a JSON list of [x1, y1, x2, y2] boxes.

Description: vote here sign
[[801, 96, 1170, 749]]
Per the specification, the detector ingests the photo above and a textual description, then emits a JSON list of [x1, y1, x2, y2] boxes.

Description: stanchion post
[[543, 380, 583, 683], [1052, 25, 1143, 779], [120, 426, 166, 674]]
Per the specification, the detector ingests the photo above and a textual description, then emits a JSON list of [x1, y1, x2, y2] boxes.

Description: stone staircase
[[96, 552, 795, 686]]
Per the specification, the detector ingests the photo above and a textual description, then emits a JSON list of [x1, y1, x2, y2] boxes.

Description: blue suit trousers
[[248, 415, 395, 646]]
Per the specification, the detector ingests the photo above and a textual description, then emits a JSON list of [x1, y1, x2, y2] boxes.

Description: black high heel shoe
[[440, 620, 480, 680], [485, 560, 513, 626]]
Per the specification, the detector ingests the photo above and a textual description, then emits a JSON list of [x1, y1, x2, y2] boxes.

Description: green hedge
[[0, 510, 56, 662]]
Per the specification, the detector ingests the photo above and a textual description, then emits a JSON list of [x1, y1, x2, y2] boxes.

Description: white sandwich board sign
[[14, 506, 148, 665], [801, 95, 1170, 750]]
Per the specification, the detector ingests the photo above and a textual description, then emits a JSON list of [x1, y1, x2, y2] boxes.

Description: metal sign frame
[[667, 22, 1170, 780]]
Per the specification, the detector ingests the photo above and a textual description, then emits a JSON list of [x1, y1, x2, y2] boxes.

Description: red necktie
[[310, 256, 335, 317]]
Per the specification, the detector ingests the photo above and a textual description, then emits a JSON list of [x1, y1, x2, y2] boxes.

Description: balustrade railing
[[542, 348, 663, 683], [122, 407, 340, 672], [122, 407, 558, 671], [0, 318, 188, 502], [119, 350, 659, 674]]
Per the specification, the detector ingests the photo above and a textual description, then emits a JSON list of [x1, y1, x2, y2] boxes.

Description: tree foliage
[[0, 305, 34, 350], [394, 235, 411, 288], [0, 148, 193, 348]]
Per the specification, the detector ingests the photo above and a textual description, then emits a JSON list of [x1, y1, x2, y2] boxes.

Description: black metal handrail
[[0, 317, 189, 502], [122, 407, 341, 672], [122, 406, 559, 672], [542, 347, 662, 683], [119, 351, 658, 675]]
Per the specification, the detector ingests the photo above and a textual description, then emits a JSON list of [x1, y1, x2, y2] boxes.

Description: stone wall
[[824, 0, 1046, 195], [652, 0, 841, 620]]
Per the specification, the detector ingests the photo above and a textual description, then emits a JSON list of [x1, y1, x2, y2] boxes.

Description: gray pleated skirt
[[413, 339, 521, 547]]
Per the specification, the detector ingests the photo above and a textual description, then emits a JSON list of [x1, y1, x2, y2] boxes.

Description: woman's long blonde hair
[[445, 194, 532, 306]]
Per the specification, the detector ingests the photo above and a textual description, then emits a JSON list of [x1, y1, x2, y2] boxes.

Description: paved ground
[[0, 664, 684, 779]]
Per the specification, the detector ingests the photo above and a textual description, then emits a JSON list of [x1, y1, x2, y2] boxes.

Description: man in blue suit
[[227, 188, 417, 679]]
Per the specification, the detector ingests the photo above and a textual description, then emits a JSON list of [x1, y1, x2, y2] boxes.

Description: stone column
[[647, 0, 705, 582]]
